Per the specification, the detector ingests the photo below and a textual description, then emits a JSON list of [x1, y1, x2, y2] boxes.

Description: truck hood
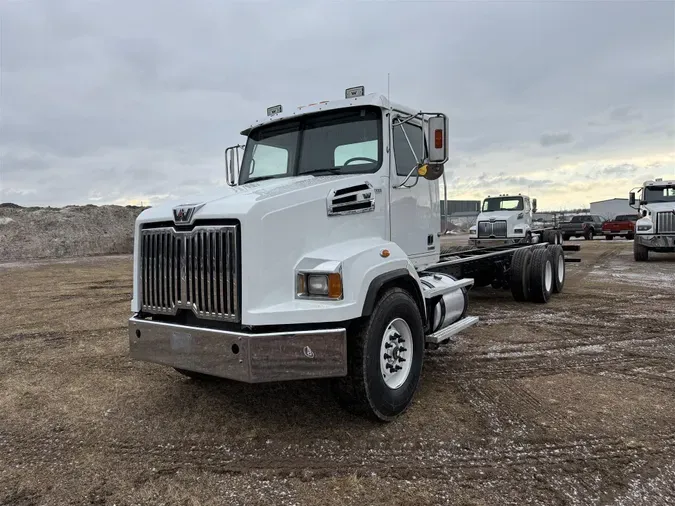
[[476, 211, 524, 222], [136, 174, 355, 223], [644, 202, 675, 214]]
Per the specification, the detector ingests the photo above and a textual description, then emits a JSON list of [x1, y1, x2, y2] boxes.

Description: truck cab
[[468, 194, 538, 247], [127, 86, 569, 421], [128, 87, 478, 421], [630, 178, 675, 261]]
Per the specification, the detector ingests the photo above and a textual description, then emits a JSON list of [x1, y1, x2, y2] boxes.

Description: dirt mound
[[0, 205, 145, 261]]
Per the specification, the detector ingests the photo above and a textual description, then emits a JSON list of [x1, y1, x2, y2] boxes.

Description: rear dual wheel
[[542, 230, 563, 245], [510, 245, 564, 302]]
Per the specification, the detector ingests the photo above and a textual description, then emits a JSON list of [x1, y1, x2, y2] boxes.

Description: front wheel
[[634, 240, 649, 261], [331, 287, 425, 421]]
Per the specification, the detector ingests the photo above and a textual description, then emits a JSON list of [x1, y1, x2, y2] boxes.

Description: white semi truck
[[468, 194, 562, 247], [629, 178, 675, 261], [128, 87, 573, 421]]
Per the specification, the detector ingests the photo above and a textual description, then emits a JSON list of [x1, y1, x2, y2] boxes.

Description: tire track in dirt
[[2, 430, 673, 479]]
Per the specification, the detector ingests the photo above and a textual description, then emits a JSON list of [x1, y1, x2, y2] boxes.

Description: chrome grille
[[477, 220, 507, 238], [140, 225, 239, 321], [656, 212, 675, 234]]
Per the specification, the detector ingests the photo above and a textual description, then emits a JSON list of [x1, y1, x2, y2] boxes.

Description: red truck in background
[[602, 214, 637, 240]]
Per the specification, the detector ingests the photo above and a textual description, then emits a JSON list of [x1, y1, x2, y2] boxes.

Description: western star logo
[[172, 204, 204, 224]]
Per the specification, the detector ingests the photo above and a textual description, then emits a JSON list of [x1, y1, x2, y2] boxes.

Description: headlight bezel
[[296, 266, 343, 300]]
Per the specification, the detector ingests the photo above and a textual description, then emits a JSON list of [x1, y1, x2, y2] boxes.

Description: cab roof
[[240, 93, 420, 136], [643, 179, 675, 186]]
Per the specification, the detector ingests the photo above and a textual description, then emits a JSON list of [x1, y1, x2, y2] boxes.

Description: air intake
[[327, 182, 375, 216]]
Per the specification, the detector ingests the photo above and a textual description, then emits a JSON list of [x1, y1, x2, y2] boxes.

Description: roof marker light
[[345, 86, 365, 98], [267, 105, 283, 116]]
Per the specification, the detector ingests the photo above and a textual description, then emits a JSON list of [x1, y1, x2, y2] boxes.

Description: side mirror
[[532, 198, 538, 213], [426, 114, 448, 165], [225, 145, 243, 186], [629, 192, 635, 206]]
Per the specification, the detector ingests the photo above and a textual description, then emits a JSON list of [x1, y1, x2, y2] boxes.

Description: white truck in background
[[468, 194, 562, 247], [128, 86, 571, 422], [630, 178, 675, 261]]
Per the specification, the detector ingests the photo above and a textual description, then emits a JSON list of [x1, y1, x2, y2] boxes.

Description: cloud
[[540, 132, 574, 147], [610, 105, 643, 122], [1, 0, 674, 208]]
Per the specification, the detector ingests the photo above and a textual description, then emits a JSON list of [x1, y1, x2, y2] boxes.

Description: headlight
[[637, 224, 652, 231], [469, 228, 477, 236], [296, 272, 343, 299], [513, 228, 523, 234]]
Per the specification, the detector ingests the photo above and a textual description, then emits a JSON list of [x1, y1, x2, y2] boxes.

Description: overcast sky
[[1, 0, 674, 210]]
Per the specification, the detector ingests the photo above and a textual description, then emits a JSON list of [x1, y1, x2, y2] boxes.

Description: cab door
[[389, 113, 439, 263]]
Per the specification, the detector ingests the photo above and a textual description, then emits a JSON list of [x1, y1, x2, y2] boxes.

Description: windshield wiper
[[302, 167, 342, 176], [241, 175, 279, 184]]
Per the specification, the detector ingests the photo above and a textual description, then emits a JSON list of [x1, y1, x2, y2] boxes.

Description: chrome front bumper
[[129, 317, 347, 382], [469, 238, 518, 247], [635, 234, 675, 250]]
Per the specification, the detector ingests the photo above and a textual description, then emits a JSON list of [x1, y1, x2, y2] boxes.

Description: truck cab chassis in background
[[128, 87, 581, 421]]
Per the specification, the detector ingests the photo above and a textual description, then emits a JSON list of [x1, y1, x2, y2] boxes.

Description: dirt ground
[[1, 239, 674, 505]]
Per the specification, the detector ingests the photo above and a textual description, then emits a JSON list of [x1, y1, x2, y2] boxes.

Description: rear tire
[[331, 287, 425, 422], [550, 245, 565, 294], [542, 230, 557, 245], [510, 248, 533, 302], [633, 240, 649, 261], [529, 247, 554, 303]]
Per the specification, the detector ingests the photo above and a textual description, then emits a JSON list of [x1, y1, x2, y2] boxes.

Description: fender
[[362, 268, 426, 319]]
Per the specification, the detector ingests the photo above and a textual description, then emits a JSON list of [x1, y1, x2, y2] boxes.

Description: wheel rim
[[545, 259, 553, 292], [380, 318, 413, 389], [557, 254, 564, 284]]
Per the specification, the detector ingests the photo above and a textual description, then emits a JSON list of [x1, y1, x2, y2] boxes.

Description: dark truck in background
[[559, 214, 606, 240], [601, 214, 637, 240]]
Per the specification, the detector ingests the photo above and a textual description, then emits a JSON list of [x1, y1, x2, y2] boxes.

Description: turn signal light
[[434, 129, 443, 149], [327, 273, 343, 299]]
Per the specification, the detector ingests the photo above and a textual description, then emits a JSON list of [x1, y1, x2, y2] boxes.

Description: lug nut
[[383, 353, 391, 360], [399, 357, 406, 362], [385, 342, 393, 349], [397, 338, 404, 343], [399, 347, 407, 352]]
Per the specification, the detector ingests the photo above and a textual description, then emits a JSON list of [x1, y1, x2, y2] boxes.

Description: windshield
[[643, 185, 675, 204], [482, 197, 524, 212], [238, 106, 382, 184]]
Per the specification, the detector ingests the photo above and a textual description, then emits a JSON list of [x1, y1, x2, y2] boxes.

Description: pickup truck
[[559, 215, 605, 240], [601, 214, 636, 240]]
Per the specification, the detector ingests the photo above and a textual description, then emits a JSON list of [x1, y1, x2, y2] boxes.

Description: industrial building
[[589, 198, 635, 220], [440, 200, 481, 218]]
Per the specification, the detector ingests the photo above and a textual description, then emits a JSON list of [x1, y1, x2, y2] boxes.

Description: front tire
[[332, 288, 425, 421], [634, 240, 649, 261]]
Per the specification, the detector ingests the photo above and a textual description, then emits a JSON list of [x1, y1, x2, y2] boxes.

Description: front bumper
[[635, 234, 675, 251], [129, 317, 347, 382], [468, 237, 519, 247]]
